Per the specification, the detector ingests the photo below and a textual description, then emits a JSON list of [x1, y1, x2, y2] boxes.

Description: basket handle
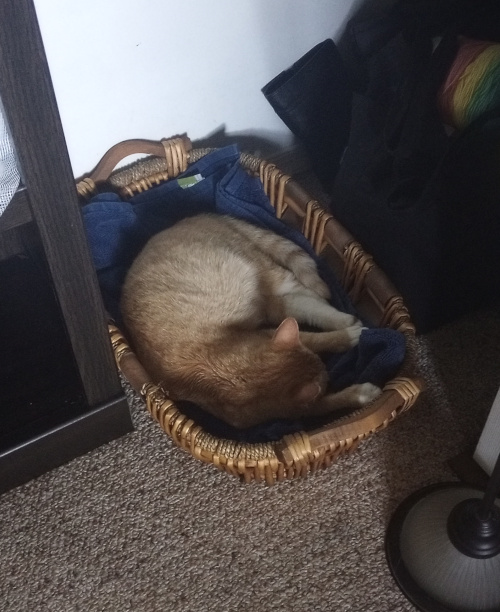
[[82, 135, 192, 185]]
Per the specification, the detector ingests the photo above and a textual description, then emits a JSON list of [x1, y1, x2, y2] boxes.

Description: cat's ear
[[272, 317, 300, 349]]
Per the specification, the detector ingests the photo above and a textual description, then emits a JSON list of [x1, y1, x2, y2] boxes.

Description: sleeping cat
[[121, 213, 382, 429]]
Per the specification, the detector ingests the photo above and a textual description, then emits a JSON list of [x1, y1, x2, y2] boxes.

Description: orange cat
[[121, 213, 381, 428]]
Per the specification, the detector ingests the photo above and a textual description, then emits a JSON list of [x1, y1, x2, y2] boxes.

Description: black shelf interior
[[0, 243, 87, 452]]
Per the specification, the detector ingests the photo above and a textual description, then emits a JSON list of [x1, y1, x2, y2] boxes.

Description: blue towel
[[83, 145, 240, 321], [82, 146, 405, 442]]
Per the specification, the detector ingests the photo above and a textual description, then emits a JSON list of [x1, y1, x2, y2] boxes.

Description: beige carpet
[[1, 305, 499, 611]]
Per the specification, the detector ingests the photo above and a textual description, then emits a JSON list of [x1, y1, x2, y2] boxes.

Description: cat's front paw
[[331, 312, 363, 330], [355, 382, 383, 405], [344, 324, 365, 347]]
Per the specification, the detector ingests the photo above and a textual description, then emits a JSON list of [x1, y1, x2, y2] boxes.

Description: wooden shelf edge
[[0, 394, 133, 495]]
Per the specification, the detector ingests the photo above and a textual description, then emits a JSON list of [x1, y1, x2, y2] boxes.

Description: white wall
[[33, 0, 365, 178]]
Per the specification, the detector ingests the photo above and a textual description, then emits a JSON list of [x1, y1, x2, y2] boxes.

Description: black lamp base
[[386, 483, 500, 612]]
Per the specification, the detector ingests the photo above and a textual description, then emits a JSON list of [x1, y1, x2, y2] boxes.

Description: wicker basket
[[77, 135, 424, 485]]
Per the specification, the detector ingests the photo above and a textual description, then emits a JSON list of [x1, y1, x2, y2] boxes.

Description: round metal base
[[386, 483, 500, 612]]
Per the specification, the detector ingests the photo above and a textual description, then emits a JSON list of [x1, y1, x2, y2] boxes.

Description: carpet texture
[[1, 304, 499, 611]]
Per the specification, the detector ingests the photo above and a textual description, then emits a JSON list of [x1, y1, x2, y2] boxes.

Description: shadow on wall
[[192, 125, 312, 176], [193, 125, 289, 157]]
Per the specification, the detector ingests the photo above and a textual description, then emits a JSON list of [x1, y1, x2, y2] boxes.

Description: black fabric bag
[[261, 39, 352, 192]]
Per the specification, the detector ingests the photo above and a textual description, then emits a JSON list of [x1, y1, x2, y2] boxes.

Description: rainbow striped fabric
[[439, 37, 500, 129]]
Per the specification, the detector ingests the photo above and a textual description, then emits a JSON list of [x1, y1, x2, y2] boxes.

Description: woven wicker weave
[[77, 135, 424, 485]]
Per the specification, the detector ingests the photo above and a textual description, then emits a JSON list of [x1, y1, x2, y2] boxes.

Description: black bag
[[263, 0, 500, 332], [261, 39, 351, 192]]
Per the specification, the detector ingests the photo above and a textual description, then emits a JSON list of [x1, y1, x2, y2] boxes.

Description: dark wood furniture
[[0, 0, 133, 494]]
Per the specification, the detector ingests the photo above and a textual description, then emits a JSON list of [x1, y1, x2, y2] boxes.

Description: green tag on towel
[[177, 173, 203, 189]]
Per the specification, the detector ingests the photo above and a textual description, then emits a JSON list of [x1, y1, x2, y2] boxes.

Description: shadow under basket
[[77, 135, 424, 485]]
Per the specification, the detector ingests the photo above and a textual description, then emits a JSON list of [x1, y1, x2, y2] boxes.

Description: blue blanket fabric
[[82, 146, 405, 442]]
